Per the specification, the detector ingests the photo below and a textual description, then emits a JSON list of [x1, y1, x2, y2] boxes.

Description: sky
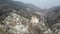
[[14, 0, 60, 9]]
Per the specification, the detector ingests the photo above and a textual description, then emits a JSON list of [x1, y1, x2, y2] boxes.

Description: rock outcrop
[[0, 12, 54, 34]]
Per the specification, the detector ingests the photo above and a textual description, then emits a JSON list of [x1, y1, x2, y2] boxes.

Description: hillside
[[0, 0, 56, 34], [45, 6, 60, 27], [0, 0, 42, 18], [0, 0, 46, 34]]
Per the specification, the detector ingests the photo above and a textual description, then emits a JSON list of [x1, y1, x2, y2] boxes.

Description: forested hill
[[45, 6, 60, 27], [0, 0, 42, 19], [0, 0, 41, 11]]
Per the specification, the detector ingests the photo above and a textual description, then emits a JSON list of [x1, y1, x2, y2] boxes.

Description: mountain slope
[[46, 6, 60, 27]]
